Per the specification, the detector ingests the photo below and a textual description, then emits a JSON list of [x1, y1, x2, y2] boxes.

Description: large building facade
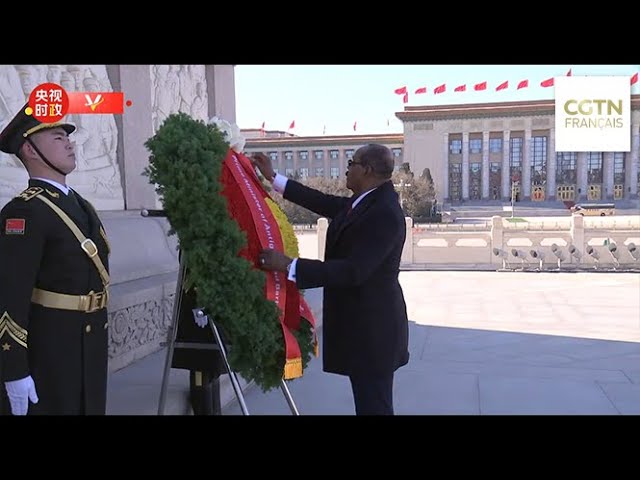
[[244, 132, 404, 180], [245, 96, 639, 204], [397, 96, 640, 203]]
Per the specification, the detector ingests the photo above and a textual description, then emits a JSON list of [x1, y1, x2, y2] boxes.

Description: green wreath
[[144, 112, 314, 391]]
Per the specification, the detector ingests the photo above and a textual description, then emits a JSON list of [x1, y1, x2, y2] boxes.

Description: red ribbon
[[221, 149, 305, 377]]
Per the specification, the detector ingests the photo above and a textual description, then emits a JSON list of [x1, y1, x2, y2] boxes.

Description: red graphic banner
[[67, 92, 124, 115]]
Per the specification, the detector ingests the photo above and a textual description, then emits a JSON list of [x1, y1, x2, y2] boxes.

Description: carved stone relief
[[108, 294, 174, 359], [150, 64, 208, 133]]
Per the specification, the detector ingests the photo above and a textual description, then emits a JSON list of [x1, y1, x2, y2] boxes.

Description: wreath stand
[[142, 209, 300, 416]]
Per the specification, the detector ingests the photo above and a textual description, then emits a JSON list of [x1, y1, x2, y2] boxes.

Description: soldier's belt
[[31, 288, 109, 313]]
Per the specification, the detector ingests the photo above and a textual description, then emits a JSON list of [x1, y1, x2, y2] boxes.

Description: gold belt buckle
[[81, 239, 98, 258], [85, 290, 108, 313]]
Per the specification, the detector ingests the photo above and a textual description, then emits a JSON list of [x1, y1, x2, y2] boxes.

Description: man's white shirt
[[32, 177, 72, 196]]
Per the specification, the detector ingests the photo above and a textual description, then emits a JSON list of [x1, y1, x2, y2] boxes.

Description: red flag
[[541, 77, 554, 88], [434, 84, 446, 94], [414, 86, 427, 94], [474, 82, 487, 91], [496, 81, 509, 91], [402, 93, 408, 103], [631, 73, 638, 85], [353, 121, 357, 132], [5, 218, 25, 235], [454, 84, 466, 92], [289, 120, 295, 129], [566, 68, 572, 76], [517, 80, 529, 89], [394, 86, 407, 95]]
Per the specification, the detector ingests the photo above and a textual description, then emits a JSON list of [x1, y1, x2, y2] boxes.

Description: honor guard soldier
[[0, 103, 111, 415]]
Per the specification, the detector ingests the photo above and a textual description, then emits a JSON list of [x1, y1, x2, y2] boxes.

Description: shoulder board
[[17, 186, 44, 201]]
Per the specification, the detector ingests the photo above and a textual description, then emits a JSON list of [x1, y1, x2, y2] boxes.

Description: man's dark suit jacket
[[284, 180, 410, 377]]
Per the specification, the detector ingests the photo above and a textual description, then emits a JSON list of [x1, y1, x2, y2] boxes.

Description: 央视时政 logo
[[27, 83, 129, 123], [555, 76, 630, 152]]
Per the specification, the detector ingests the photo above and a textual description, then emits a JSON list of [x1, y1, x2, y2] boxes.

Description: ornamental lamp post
[[393, 178, 412, 212]]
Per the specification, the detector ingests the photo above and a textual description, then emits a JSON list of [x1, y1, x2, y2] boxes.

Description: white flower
[[208, 116, 246, 153]]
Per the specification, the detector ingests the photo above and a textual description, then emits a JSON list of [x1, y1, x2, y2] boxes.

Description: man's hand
[[258, 248, 292, 272], [251, 153, 275, 181], [5, 375, 39, 416]]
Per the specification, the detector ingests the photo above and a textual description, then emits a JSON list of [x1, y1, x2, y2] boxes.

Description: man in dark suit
[[252, 144, 409, 415], [0, 103, 110, 415]]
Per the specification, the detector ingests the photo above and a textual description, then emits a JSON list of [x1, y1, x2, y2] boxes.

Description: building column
[[277, 153, 283, 174], [546, 128, 556, 201], [323, 150, 329, 178], [628, 123, 639, 198], [522, 128, 532, 199], [577, 152, 588, 200], [603, 152, 615, 200], [107, 65, 156, 210], [462, 132, 469, 200], [442, 133, 449, 200], [205, 65, 236, 123], [502, 130, 510, 199], [482, 131, 490, 199]]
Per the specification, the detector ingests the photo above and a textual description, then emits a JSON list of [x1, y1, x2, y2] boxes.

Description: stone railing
[[314, 214, 640, 272]]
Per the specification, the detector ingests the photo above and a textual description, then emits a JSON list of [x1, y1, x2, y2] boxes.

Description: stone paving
[[107, 230, 640, 415]]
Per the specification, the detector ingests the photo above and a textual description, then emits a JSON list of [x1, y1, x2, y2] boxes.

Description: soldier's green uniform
[[0, 104, 111, 415]]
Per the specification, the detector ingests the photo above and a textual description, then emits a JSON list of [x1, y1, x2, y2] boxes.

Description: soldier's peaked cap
[[0, 102, 76, 155]]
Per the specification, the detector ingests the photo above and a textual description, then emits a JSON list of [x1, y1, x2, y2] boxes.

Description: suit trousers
[[348, 372, 395, 415]]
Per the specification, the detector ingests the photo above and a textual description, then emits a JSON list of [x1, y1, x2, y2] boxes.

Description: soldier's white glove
[[192, 308, 208, 328], [5, 375, 39, 415]]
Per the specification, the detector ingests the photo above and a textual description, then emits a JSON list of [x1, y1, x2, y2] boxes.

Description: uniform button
[[85, 325, 92, 333]]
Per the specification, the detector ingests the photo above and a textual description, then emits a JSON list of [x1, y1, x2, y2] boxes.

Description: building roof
[[241, 129, 297, 139], [396, 94, 640, 122], [245, 133, 404, 149]]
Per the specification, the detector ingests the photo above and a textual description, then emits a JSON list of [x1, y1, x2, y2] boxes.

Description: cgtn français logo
[[555, 76, 630, 152]]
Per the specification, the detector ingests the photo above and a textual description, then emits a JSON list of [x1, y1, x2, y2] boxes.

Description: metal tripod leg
[[157, 258, 187, 415], [208, 315, 301, 415], [280, 379, 299, 415], [156, 253, 300, 416], [207, 316, 250, 415]]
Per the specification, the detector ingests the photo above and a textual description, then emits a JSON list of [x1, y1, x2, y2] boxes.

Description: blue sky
[[234, 65, 640, 137]]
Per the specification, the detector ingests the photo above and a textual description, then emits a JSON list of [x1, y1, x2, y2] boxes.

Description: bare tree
[[392, 164, 436, 219], [271, 176, 350, 225]]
